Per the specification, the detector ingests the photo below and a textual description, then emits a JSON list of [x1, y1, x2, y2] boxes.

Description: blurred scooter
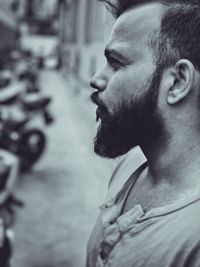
[[0, 150, 23, 267], [0, 71, 54, 172], [0, 92, 54, 172], [0, 217, 12, 267]]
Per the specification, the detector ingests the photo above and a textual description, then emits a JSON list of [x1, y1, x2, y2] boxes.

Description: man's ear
[[167, 59, 195, 105]]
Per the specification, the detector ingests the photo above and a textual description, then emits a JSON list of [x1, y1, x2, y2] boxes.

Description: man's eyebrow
[[104, 47, 127, 61]]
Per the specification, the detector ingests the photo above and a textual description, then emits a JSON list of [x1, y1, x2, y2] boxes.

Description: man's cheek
[[102, 89, 123, 111]]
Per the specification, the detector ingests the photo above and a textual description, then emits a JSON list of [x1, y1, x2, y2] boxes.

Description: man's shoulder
[[158, 198, 200, 253], [176, 200, 200, 233]]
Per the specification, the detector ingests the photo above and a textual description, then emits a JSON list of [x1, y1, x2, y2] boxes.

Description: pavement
[[11, 70, 118, 267]]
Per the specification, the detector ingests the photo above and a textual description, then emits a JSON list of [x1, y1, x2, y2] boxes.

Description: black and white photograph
[[0, 0, 200, 267]]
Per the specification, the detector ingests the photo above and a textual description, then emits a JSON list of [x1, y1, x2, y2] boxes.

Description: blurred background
[[0, 1, 123, 267]]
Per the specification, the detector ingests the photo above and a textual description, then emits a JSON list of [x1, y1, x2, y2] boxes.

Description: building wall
[[0, 0, 17, 28], [58, 0, 114, 89], [15, 0, 26, 18], [0, 0, 18, 54], [29, 0, 57, 20]]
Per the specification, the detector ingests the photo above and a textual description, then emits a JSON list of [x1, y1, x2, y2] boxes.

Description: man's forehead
[[107, 2, 164, 49]]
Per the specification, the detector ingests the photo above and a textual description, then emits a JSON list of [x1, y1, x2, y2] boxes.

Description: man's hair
[[99, 0, 200, 71]]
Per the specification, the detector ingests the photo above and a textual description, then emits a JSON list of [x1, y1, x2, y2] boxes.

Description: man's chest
[[87, 203, 195, 267], [122, 178, 177, 213]]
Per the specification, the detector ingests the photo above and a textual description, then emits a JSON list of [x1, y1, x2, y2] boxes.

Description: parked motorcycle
[[0, 150, 23, 267], [0, 218, 12, 267], [0, 92, 53, 172]]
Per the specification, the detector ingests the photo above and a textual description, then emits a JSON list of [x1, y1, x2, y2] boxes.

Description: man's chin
[[94, 133, 137, 159], [94, 144, 123, 159], [94, 142, 137, 159]]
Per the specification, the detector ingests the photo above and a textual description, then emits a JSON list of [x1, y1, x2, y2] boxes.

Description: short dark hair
[[99, 0, 200, 71], [99, 0, 200, 18]]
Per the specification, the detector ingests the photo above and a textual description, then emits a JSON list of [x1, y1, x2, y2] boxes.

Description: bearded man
[[88, 0, 200, 266]]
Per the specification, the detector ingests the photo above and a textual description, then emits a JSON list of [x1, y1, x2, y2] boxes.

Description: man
[[88, 0, 200, 266]]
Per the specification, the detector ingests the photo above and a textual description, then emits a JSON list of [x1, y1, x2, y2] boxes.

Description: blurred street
[[0, 1, 120, 266], [11, 70, 117, 267]]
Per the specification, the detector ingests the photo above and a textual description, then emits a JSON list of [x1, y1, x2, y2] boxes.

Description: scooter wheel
[[20, 129, 46, 172]]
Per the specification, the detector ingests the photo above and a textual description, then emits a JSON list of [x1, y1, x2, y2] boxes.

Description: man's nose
[[90, 68, 107, 92]]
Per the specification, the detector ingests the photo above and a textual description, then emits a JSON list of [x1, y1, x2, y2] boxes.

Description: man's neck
[[140, 133, 200, 190]]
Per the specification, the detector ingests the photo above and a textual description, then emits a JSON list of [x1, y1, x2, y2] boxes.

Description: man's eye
[[108, 58, 121, 70]]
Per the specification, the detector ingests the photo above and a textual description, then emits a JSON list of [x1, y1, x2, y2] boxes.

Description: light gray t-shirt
[[87, 151, 200, 267]]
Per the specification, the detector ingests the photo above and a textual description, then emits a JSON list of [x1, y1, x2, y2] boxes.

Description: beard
[[92, 68, 165, 159]]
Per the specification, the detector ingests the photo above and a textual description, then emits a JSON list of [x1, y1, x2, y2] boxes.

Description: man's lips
[[91, 91, 107, 123], [90, 91, 100, 106], [91, 92, 102, 122]]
